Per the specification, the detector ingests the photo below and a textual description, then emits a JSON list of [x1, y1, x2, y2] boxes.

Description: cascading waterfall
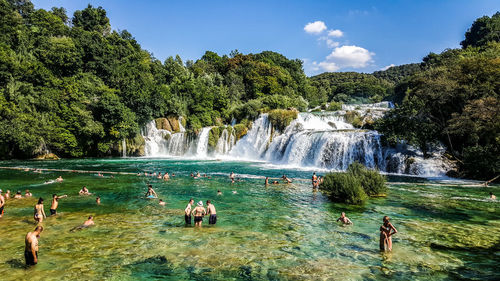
[[141, 103, 451, 176], [122, 139, 126, 157]]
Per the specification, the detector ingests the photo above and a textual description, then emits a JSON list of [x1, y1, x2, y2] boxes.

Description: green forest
[[0, 1, 498, 180]]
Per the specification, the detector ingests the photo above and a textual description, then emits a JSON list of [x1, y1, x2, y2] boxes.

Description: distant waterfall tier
[[141, 106, 451, 176]]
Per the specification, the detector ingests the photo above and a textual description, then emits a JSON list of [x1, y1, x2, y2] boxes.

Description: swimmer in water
[[14, 191, 23, 199], [217, 190, 222, 196], [172, 173, 175, 177], [70, 216, 95, 231], [282, 175, 292, 184], [159, 199, 166, 206], [490, 192, 496, 200], [79, 186, 92, 195], [336, 212, 353, 225], [231, 178, 235, 184], [56, 176, 63, 182], [50, 194, 68, 215], [380, 216, 397, 252], [25, 189, 32, 197], [192, 201, 206, 227], [272, 181, 279, 185], [145, 185, 158, 198], [163, 173, 170, 180], [232, 190, 238, 194], [34, 197, 46, 224], [265, 177, 269, 185], [5, 190, 10, 200], [25, 226, 43, 266], [96, 196, 101, 205], [157, 172, 162, 179], [230, 172, 235, 181]]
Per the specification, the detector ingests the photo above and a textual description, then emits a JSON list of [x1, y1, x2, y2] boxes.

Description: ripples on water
[[0, 158, 498, 280]]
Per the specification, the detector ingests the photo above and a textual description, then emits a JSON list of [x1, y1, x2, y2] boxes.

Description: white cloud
[[325, 45, 375, 68], [304, 21, 327, 34], [325, 39, 339, 48], [380, 64, 395, 71], [327, 29, 343, 38], [319, 61, 339, 72]]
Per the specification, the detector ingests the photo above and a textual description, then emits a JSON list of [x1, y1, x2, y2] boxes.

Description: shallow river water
[[0, 158, 498, 280]]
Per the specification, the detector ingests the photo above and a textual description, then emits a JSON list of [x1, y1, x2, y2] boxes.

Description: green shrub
[[267, 109, 298, 132], [347, 162, 387, 196], [208, 127, 221, 149], [320, 162, 387, 204], [327, 101, 342, 111], [320, 172, 367, 204]]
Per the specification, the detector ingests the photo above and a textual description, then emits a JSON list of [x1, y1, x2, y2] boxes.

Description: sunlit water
[[0, 158, 498, 280]]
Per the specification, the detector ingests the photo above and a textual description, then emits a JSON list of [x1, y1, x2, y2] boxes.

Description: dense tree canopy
[[0, 1, 498, 181]]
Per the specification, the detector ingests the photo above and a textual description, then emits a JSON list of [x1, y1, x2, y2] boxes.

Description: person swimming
[[14, 191, 23, 199], [380, 216, 397, 252], [25, 189, 32, 197], [230, 172, 235, 181], [145, 185, 158, 198], [96, 196, 101, 205], [163, 173, 170, 180], [56, 176, 63, 182], [490, 192, 496, 200], [34, 197, 46, 223], [70, 216, 95, 231], [282, 175, 292, 184], [157, 173, 162, 179], [192, 201, 206, 227], [265, 177, 269, 185], [336, 212, 353, 225], [79, 186, 92, 195], [159, 199, 166, 206], [217, 190, 222, 196]]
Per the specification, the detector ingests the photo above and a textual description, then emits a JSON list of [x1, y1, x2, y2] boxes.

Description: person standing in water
[[380, 216, 398, 252], [25, 226, 43, 266], [34, 198, 46, 223], [50, 194, 68, 215], [56, 176, 63, 182], [230, 172, 235, 181], [25, 189, 32, 197], [312, 173, 318, 189], [96, 196, 101, 205], [336, 212, 353, 225], [490, 192, 496, 200], [265, 177, 269, 185], [5, 190, 10, 200], [0, 189, 5, 218], [192, 201, 206, 227], [145, 185, 158, 198], [185, 199, 194, 225], [206, 200, 217, 225]]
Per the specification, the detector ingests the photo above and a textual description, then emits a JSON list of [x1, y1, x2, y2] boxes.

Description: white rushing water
[[141, 103, 451, 176]]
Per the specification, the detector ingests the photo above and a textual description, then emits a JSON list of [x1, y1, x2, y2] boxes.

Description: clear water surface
[[0, 158, 498, 280]]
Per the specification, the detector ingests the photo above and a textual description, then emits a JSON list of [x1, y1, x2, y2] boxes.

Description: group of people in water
[[1, 168, 497, 267]]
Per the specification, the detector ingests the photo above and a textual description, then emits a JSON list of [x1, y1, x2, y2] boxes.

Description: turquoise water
[[0, 158, 498, 280]]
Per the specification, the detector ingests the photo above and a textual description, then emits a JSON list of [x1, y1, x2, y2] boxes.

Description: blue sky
[[33, 0, 499, 76]]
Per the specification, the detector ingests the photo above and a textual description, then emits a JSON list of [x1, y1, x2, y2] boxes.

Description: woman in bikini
[[379, 216, 397, 252], [34, 197, 46, 224]]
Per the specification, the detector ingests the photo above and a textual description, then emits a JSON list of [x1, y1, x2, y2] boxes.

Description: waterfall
[[122, 139, 126, 157], [194, 127, 211, 157], [140, 105, 451, 176]]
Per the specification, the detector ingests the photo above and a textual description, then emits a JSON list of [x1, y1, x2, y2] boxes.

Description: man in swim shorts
[[0, 189, 4, 218], [50, 194, 68, 215], [185, 199, 194, 225], [192, 201, 206, 227], [206, 200, 217, 225], [25, 226, 43, 266]]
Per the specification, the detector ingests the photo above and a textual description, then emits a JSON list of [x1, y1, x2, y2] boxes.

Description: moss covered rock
[[167, 116, 180, 132], [267, 109, 298, 132], [35, 153, 60, 160], [208, 127, 221, 149], [233, 124, 249, 141], [155, 118, 172, 131], [118, 134, 146, 156]]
